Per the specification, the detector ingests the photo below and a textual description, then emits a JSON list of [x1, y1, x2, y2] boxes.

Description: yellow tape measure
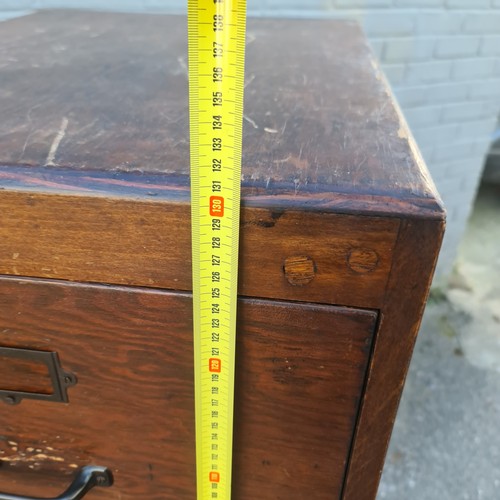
[[188, 1, 246, 498]]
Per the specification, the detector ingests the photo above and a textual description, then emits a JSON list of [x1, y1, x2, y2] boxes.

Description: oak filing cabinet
[[0, 11, 445, 500]]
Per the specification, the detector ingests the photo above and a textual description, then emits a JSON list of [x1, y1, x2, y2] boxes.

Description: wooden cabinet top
[[0, 10, 443, 219]]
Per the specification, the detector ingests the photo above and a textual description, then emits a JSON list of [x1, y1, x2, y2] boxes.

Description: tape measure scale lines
[[188, 1, 246, 499]]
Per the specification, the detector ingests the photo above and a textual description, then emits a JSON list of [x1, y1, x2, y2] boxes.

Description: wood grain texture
[[0, 277, 376, 499], [0, 191, 399, 309], [0, 11, 447, 499], [0, 355, 52, 395], [342, 218, 445, 500], [0, 10, 442, 215], [0, 164, 443, 219]]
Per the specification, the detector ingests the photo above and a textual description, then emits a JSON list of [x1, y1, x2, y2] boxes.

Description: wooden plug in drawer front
[[0, 278, 376, 499]]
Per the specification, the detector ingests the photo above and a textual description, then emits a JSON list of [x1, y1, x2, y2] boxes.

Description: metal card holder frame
[[0, 346, 77, 405]]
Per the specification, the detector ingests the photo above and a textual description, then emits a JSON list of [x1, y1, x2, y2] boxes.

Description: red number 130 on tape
[[210, 196, 224, 217]]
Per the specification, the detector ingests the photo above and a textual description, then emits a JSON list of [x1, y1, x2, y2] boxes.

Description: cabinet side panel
[[342, 218, 445, 500]]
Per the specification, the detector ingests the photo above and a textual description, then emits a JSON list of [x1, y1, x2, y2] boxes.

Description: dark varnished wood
[[343, 218, 445, 500], [0, 277, 376, 499], [0, 191, 399, 309], [0, 164, 442, 219], [0, 11, 446, 500], [0, 166, 191, 200], [0, 11, 442, 216], [0, 355, 52, 395]]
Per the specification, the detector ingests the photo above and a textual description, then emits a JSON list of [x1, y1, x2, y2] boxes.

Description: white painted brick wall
[[425, 82, 470, 103], [397, 0, 442, 6], [337, 0, 393, 7], [469, 79, 500, 100], [481, 36, 500, 56], [406, 60, 454, 83], [384, 38, 435, 62], [457, 118, 499, 141], [463, 13, 500, 34], [452, 58, 498, 80], [447, 0, 491, 7], [413, 124, 458, 145], [415, 12, 465, 35], [365, 13, 416, 36], [435, 37, 482, 58], [1, 0, 499, 284], [380, 64, 407, 83], [404, 106, 443, 127], [441, 101, 492, 122]]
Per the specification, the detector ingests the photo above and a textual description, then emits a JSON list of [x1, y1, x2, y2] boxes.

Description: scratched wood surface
[[0, 10, 442, 215], [0, 11, 447, 500], [0, 277, 375, 499]]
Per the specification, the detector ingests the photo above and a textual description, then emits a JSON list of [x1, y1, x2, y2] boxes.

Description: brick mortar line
[[392, 77, 500, 89], [370, 35, 500, 41], [383, 56, 499, 64]]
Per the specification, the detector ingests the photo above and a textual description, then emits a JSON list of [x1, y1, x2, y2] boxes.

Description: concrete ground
[[378, 182, 500, 500]]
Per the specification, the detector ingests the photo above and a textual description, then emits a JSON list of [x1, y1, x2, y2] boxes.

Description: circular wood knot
[[283, 256, 316, 286], [347, 248, 379, 274]]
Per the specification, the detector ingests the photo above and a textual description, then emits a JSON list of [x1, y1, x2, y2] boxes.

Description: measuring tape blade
[[188, 1, 246, 498]]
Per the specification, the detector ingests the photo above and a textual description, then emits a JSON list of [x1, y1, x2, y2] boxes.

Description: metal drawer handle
[[0, 466, 113, 500]]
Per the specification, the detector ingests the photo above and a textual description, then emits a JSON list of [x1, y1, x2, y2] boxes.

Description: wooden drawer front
[[0, 278, 376, 499]]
